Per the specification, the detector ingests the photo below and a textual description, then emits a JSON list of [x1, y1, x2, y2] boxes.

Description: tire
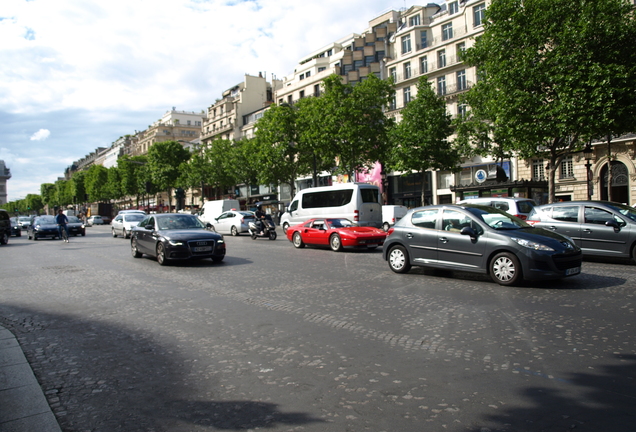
[[123, 229, 128, 239], [387, 245, 411, 273], [329, 234, 343, 252], [0, 232, 8, 245], [27, 232, 32, 240], [81, 232, 86, 237], [33, 234, 38, 241], [231, 226, 239, 236], [269, 231, 277, 240], [156, 243, 168, 265], [282, 222, 289, 234], [112, 228, 117, 237], [131, 238, 142, 258], [383, 222, 390, 232], [632, 243, 636, 265], [211, 256, 224, 263], [490, 252, 522, 286], [251, 233, 257, 240], [16, 231, 21, 237], [292, 232, 305, 248]]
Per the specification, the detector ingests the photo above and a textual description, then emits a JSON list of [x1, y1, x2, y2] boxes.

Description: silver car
[[383, 204, 582, 286], [112, 213, 145, 238], [210, 210, 255, 236], [526, 200, 636, 263]]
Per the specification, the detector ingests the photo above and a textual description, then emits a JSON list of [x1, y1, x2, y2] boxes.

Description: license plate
[[193, 246, 213, 252], [566, 267, 580, 276]]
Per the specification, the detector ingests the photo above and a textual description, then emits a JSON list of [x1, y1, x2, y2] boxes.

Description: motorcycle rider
[[255, 205, 266, 235]]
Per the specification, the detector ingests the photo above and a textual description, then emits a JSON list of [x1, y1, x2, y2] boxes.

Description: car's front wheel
[[383, 222, 390, 232], [292, 232, 305, 248], [112, 228, 117, 237], [0, 232, 8, 245], [387, 245, 411, 273], [231, 226, 239, 236], [156, 243, 168, 265], [490, 252, 522, 286], [282, 223, 289, 234], [123, 229, 128, 239], [329, 234, 342, 252]]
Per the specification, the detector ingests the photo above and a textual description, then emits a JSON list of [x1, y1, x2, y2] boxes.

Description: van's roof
[[296, 183, 379, 193]]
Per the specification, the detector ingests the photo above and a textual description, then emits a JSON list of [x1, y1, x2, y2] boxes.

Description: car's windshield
[[607, 203, 636, 223], [326, 218, 355, 228], [465, 205, 529, 230], [67, 216, 81, 223], [156, 215, 205, 230], [18, 216, 30, 222], [37, 216, 56, 224], [124, 214, 145, 222]]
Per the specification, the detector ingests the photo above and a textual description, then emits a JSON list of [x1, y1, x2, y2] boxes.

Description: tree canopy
[[461, 0, 636, 202]]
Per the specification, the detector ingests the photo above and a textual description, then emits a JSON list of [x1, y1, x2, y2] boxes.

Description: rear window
[[516, 201, 535, 214], [360, 188, 379, 203]]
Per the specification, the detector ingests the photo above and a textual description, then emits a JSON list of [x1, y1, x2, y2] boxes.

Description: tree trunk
[[606, 135, 612, 202], [547, 160, 557, 204], [420, 171, 427, 206]]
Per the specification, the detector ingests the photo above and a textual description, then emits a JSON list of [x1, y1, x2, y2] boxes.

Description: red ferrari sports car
[[286, 218, 387, 251]]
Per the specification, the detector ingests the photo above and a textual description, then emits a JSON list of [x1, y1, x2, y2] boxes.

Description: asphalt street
[[0, 224, 634, 431]]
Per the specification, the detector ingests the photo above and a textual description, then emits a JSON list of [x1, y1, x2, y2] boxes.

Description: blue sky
[[0, 0, 408, 201]]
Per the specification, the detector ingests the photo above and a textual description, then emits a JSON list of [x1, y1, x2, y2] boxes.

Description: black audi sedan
[[130, 213, 225, 265], [382, 204, 582, 286], [66, 216, 86, 236]]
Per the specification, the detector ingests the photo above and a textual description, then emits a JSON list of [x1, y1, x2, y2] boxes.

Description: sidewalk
[[0, 326, 62, 432]]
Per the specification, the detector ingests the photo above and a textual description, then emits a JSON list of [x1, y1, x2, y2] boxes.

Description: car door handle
[[439, 237, 448, 243], [548, 226, 558, 230], [583, 229, 592, 233], [406, 233, 413, 239]]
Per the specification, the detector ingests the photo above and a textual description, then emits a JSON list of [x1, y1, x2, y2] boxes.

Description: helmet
[[257, 205, 263, 211]]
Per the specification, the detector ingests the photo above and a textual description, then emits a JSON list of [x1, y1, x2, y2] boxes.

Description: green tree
[[84, 165, 109, 202], [254, 102, 317, 199], [200, 139, 239, 199], [41, 183, 56, 209], [388, 76, 460, 205], [311, 74, 395, 179], [24, 194, 44, 214], [461, 0, 636, 202], [146, 140, 190, 211], [70, 171, 87, 204], [105, 166, 123, 201]]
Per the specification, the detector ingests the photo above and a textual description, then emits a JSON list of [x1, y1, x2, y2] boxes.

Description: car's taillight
[[525, 220, 538, 226], [354, 210, 359, 221], [387, 228, 395, 235], [515, 214, 527, 220], [391, 217, 395, 223]]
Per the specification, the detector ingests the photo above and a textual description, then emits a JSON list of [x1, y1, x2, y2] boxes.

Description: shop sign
[[491, 189, 508, 197], [475, 169, 487, 183]]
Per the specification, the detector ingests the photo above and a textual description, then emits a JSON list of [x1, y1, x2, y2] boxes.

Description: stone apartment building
[[131, 108, 205, 156]]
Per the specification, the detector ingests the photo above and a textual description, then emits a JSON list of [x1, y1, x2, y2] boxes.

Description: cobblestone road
[[0, 225, 634, 431]]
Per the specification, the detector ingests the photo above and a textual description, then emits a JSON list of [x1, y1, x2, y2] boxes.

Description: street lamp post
[[583, 142, 594, 201]]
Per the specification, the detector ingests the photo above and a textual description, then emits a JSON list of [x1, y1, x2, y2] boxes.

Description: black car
[[28, 215, 60, 240], [382, 204, 582, 286], [66, 216, 86, 236], [9, 217, 22, 237], [0, 209, 11, 245], [130, 213, 225, 265]]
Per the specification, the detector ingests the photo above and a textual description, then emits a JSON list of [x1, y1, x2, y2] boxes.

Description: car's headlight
[[511, 237, 554, 251], [216, 239, 224, 244], [168, 240, 183, 246]]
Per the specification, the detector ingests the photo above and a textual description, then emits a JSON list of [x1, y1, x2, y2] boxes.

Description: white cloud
[[30, 128, 51, 141], [0, 0, 410, 200]]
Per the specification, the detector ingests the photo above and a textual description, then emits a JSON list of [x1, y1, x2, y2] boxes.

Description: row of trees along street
[[6, 0, 636, 214]]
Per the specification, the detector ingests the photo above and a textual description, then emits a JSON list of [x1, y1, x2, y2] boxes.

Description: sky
[[0, 0, 416, 202]]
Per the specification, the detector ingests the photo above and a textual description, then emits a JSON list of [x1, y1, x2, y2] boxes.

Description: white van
[[382, 205, 408, 231], [280, 183, 382, 233], [199, 199, 240, 224]]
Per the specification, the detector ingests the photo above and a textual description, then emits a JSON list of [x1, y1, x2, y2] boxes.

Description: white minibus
[[280, 183, 382, 233]]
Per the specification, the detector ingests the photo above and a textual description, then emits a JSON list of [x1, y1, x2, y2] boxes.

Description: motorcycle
[[248, 215, 277, 240]]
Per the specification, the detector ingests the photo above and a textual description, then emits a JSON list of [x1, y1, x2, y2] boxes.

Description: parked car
[[286, 218, 387, 251], [18, 215, 32, 230], [0, 209, 11, 245], [210, 210, 255, 236], [66, 216, 86, 236], [86, 215, 104, 226], [456, 197, 537, 220], [100, 214, 112, 224], [526, 200, 636, 263], [9, 217, 22, 237], [27, 216, 60, 240], [130, 213, 225, 265], [118, 210, 146, 216], [382, 204, 582, 286], [112, 213, 145, 238]]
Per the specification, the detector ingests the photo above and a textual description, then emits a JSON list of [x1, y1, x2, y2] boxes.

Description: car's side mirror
[[145, 225, 154, 230], [605, 220, 621, 231], [460, 226, 477, 238]]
